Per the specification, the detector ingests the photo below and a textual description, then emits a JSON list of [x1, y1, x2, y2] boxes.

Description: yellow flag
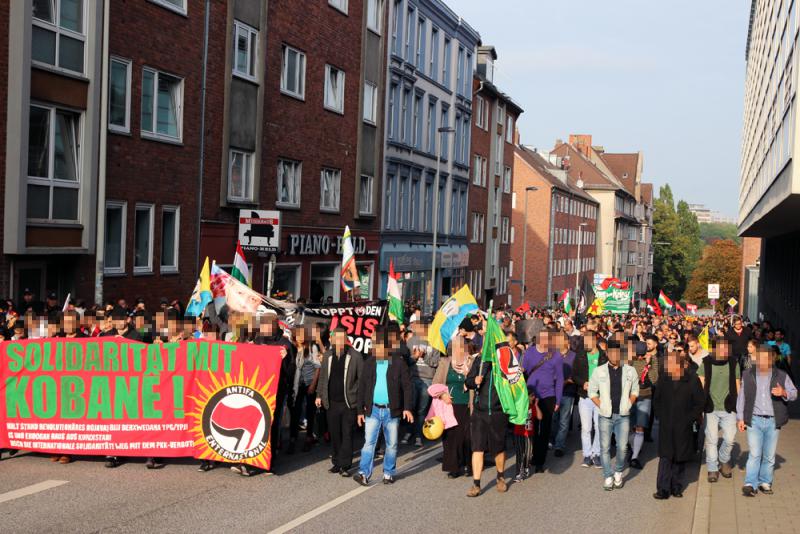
[[698, 326, 710, 351]]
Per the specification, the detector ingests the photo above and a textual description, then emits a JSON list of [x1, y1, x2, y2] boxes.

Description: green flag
[[481, 315, 529, 425]]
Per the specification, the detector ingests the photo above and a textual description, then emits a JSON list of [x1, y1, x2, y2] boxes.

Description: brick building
[[511, 146, 599, 307], [469, 45, 522, 308]]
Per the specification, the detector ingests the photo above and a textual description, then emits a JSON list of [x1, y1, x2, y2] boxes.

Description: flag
[[698, 326, 710, 351], [387, 260, 404, 323], [516, 301, 531, 314], [428, 285, 479, 355], [558, 289, 571, 313], [587, 298, 605, 315], [658, 290, 673, 310], [62, 293, 71, 313], [340, 226, 361, 292], [651, 299, 663, 316], [675, 302, 685, 313], [231, 241, 251, 287], [186, 257, 213, 317], [481, 315, 529, 425], [578, 292, 586, 313], [599, 277, 630, 290], [210, 263, 264, 314], [686, 303, 698, 314]]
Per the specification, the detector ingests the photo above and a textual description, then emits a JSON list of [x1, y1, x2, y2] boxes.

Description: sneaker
[[230, 465, 242, 474], [239, 465, 253, 477], [414, 438, 423, 448], [613, 471, 624, 489], [603, 477, 614, 491], [383, 476, 395, 485], [719, 463, 733, 478], [353, 473, 369, 486], [467, 485, 481, 497], [145, 458, 164, 470], [496, 478, 508, 493], [58, 455, 71, 464], [708, 471, 719, 483], [592, 456, 602, 469], [742, 485, 757, 497], [105, 457, 122, 469], [514, 472, 525, 482], [581, 457, 592, 468], [630, 458, 643, 470], [401, 434, 412, 445], [758, 483, 773, 495], [197, 461, 215, 472], [554, 449, 564, 458]]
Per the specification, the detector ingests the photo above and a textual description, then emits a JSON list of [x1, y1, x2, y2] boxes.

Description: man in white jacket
[[589, 340, 639, 491]]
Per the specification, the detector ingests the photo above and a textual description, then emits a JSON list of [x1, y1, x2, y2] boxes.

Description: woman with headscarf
[[432, 335, 475, 478]]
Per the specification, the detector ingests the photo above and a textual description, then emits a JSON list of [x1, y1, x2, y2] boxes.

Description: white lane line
[[0, 480, 69, 505], [268, 446, 442, 534]]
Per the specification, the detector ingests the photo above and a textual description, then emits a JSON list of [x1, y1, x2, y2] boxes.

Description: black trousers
[[656, 457, 686, 493], [442, 403, 471, 473], [289, 383, 317, 440], [327, 401, 356, 469], [270, 383, 291, 450], [532, 396, 556, 468]]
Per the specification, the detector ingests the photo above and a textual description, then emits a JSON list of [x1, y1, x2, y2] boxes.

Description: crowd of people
[[0, 289, 797, 500]]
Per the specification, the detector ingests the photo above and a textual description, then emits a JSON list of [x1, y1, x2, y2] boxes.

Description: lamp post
[[575, 222, 588, 299], [430, 125, 455, 314], [521, 185, 539, 305]]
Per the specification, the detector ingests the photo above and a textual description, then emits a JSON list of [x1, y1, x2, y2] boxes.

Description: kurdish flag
[[428, 285, 479, 355], [186, 257, 213, 317], [658, 290, 674, 310], [698, 325, 710, 351], [482, 315, 529, 425], [387, 260, 404, 323], [558, 289, 572, 313], [231, 240, 251, 287], [587, 298, 605, 315], [340, 226, 361, 292]]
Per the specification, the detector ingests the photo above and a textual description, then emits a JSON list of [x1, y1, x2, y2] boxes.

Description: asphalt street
[[1, 417, 699, 534]]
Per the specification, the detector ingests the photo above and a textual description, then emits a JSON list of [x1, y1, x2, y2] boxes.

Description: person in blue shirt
[[353, 324, 413, 486]]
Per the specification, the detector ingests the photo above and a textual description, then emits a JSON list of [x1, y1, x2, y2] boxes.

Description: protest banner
[[0, 339, 281, 470], [592, 285, 633, 314], [301, 301, 387, 356]]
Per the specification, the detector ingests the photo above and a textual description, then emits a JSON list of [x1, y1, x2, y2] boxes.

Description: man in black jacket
[[353, 325, 414, 486], [255, 315, 296, 456], [316, 325, 363, 476]]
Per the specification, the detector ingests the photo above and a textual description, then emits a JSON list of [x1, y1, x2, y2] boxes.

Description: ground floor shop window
[[310, 263, 338, 303], [269, 264, 301, 301]]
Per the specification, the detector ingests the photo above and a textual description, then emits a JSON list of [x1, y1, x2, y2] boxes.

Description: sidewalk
[[692, 412, 800, 534]]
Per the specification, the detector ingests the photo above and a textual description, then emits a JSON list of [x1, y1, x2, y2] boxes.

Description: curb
[[691, 465, 710, 534]]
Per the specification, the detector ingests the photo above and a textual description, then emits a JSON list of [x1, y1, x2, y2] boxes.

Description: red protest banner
[[0, 339, 281, 470]]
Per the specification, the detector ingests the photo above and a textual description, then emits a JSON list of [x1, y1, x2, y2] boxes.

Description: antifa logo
[[496, 342, 522, 385], [201, 386, 272, 461]]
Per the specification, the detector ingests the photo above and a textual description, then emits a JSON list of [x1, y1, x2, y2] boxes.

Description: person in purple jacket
[[522, 327, 564, 473]]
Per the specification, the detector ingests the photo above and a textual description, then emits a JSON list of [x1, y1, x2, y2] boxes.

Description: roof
[[514, 146, 598, 204], [640, 183, 653, 205], [599, 153, 639, 195], [551, 143, 628, 193]]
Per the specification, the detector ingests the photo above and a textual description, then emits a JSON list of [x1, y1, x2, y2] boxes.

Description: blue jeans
[[578, 397, 600, 458], [411, 377, 431, 440], [632, 398, 652, 429], [744, 415, 779, 488], [599, 414, 629, 479], [704, 410, 737, 472], [552, 395, 575, 450], [359, 405, 399, 481]]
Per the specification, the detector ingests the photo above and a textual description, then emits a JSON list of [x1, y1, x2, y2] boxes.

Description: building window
[[413, 93, 423, 148], [410, 177, 420, 231], [471, 212, 485, 243], [401, 87, 411, 143], [367, 0, 381, 33], [141, 68, 183, 141], [161, 206, 179, 273], [320, 168, 341, 212], [109, 57, 131, 133], [32, 0, 85, 74], [423, 176, 434, 232], [385, 174, 395, 229], [416, 16, 426, 71], [328, 0, 348, 14], [281, 45, 306, 99], [26, 104, 81, 222], [456, 46, 464, 96], [228, 149, 254, 202], [475, 96, 485, 128], [391, 0, 401, 55], [440, 107, 449, 158], [269, 264, 301, 300], [149, 0, 187, 15], [310, 263, 339, 302], [501, 217, 510, 243], [399, 176, 409, 230], [429, 27, 439, 79], [324, 65, 345, 114], [464, 52, 472, 96], [388, 83, 397, 139], [134, 204, 154, 273], [427, 98, 436, 152], [506, 116, 514, 143], [104, 201, 126, 274], [503, 166, 512, 193], [233, 21, 258, 81], [363, 81, 378, 124], [499, 267, 508, 294], [359, 175, 374, 215], [404, 6, 414, 61], [277, 159, 301, 207], [442, 37, 451, 89]]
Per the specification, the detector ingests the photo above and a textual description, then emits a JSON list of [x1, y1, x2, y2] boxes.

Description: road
[[0, 416, 701, 534]]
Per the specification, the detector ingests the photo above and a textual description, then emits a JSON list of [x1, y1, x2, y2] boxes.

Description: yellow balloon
[[422, 416, 444, 441]]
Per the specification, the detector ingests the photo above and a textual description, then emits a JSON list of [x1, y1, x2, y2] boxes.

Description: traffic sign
[[708, 284, 720, 300], [727, 297, 738, 308]]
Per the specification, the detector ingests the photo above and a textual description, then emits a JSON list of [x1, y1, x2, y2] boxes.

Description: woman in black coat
[[653, 347, 705, 499]]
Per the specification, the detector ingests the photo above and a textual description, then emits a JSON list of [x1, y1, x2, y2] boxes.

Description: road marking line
[[0, 480, 69, 505], [268, 446, 442, 534]]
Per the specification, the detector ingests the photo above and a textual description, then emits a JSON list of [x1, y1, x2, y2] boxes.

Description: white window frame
[[501, 217, 510, 243], [227, 149, 255, 203], [320, 167, 341, 212], [324, 64, 345, 114], [140, 67, 183, 142], [281, 44, 306, 100], [277, 159, 302, 208], [475, 96, 485, 128], [363, 80, 378, 124], [26, 103, 82, 223], [103, 201, 126, 275], [506, 116, 514, 143], [359, 175, 374, 215], [367, 0, 382, 34], [148, 0, 187, 16], [133, 203, 155, 274], [267, 263, 302, 299], [108, 57, 131, 133], [160, 205, 180, 273], [503, 166, 512, 193], [328, 0, 348, 15], [32, 0, 86, 76], [233, 20, 258, 82]]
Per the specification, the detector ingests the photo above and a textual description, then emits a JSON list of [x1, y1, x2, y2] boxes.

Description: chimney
[[568, 134, 593, 159]]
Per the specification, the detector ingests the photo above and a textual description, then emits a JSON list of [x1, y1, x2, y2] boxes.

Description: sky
[[451, 0, 749, 218]]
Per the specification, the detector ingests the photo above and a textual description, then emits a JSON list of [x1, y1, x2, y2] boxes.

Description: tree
[[699, 222, 740, 245], [684, 240, 742, 310], [677, 200, 703, 270]]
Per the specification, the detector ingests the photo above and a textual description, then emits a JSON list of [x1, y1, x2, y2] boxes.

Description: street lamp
[[575, 222, 588, 298], [520, 186, 539, 304], [430, 126, 456, 313]]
